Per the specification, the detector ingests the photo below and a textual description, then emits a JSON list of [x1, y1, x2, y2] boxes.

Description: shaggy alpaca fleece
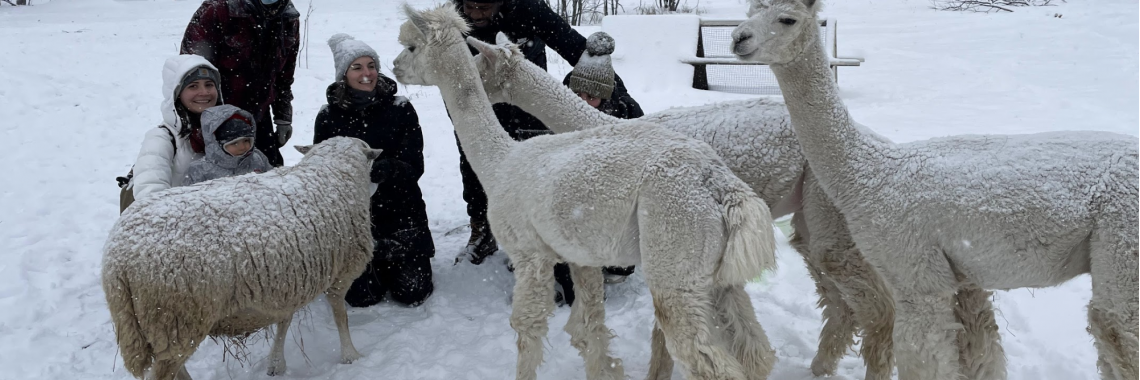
[[394, 5, 778, 380], [102, 137, 378, 380], [732, 0, 1140, 379], [471, 35, 912, 379]]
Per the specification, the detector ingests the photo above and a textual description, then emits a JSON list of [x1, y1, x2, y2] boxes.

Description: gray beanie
[[568, 32, 616, 100], [328, 33, 381, 80]]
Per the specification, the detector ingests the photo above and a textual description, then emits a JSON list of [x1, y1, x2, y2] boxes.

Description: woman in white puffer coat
[[120, 54, 223, 211]]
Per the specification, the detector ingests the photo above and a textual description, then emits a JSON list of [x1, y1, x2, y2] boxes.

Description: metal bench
[[681, 18, 864, 95]]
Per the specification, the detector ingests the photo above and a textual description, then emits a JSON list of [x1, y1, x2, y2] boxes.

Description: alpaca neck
[[436, 42, 514, 177], [507, 61, 620, 132], [768, 20, 890, 200]]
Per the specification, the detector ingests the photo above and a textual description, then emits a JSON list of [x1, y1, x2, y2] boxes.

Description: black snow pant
[[345, 228, 436, 308], [553, 263, 636, 306]]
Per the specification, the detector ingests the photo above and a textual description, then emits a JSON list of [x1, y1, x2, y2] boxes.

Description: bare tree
[[298, 1, 314, 69], [550, 0, 621, 25], [933, 0, 1054, 12]]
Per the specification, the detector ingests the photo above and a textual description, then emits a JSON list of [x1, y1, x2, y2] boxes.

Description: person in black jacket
[[314, 34, 435, 307], [553, 31, 644, 306], [452, 0, 644, 266]]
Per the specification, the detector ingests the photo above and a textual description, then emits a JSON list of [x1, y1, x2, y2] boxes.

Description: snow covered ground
[[0, 0, 1135, 379]]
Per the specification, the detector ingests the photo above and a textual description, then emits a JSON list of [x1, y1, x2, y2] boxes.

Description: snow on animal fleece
[[731, 0, 1140, 379], [471, 34, 905, 380], [393, 5, 778, 380], [101, 137, 381, 380]]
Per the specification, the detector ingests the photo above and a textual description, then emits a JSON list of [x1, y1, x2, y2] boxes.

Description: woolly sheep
[[102, 137, 382, 380]]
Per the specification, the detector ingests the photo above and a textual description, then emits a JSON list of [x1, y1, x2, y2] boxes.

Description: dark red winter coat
[[180, 0, 299, 130]]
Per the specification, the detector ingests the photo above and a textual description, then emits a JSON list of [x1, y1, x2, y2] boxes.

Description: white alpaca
[[102, 137, 380, 380], [393, 5, 778, 380], [470, 34, 1005, 380], [731, 1, 1140, 379]]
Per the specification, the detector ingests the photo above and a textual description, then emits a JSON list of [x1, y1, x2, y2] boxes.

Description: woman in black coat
[[314, 34, 435, 307]]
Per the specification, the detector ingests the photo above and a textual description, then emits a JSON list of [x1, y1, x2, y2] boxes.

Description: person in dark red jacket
[[180, 0, 299, 167]]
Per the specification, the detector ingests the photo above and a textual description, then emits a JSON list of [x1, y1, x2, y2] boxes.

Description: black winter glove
[[370, 158, 396, 184]]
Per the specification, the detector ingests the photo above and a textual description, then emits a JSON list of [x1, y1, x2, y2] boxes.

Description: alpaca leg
[[891, 291, 962, 380], [564, 263, 624, 380], [714, 284, 777, 380], [267, 315, 293, 376], [1087, 225, 1139, 380], [645, 321, 675, 380], [793, 183, 863, 377], [800, 254, 857, 377], [818, 246, 895, 380], [510, 252, 557, 380], [326, 287, 363, 364], [652, 286, 746, 380], [954, 285, 1005, 380]]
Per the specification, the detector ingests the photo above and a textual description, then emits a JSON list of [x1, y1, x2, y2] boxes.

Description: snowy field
[[0, 0, 1136, 379]]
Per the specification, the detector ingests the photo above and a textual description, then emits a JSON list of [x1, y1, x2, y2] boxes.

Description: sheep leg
[[509, 251, 557, 380], [713, 284, 776, 380], [175, 365, 192, 380], [645, 321, 674, 380], [147, 357, 190, 380], [1087, 223, 1139, 380], [954, 285, 1005, 380], [325, 288, 363, 364], [564, 263, 624, 380], [267, 315, 293, 376], [651, 285, 746, 380]]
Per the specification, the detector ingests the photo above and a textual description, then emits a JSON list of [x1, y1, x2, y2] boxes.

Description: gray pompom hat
[[568, 31, 616, 100], [328, 33, 381, 80]]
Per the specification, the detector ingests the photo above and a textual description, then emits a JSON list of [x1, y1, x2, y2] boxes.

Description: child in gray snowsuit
[[185, 104, 273, 185]]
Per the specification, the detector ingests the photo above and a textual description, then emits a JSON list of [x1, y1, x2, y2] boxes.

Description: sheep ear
[[294, 145, 313, 154], [365, 148, 384, 160]]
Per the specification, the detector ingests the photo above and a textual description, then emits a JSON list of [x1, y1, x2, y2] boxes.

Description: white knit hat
[[328, 33, 381, 80], [568, 32, 616, 100]]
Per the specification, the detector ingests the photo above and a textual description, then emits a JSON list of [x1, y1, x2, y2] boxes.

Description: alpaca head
[[469, 32, 526, 104], [730, 0, 821, 64], [392, 3, 472, 86]]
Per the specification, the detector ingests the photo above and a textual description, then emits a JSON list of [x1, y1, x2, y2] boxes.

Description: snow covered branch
[[933, 0, 1055, 13]]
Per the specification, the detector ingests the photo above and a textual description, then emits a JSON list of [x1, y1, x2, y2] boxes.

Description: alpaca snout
[[731, 30, 757, 56]]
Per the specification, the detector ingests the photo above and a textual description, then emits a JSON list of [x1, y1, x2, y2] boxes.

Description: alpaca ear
[[365, 148, 384, 161], [294, 145, 313, 154], [801, 0, 818, 12], [467, 36, 500, 65], [402, 3, 431, 36], [495, 32, 512, 47]]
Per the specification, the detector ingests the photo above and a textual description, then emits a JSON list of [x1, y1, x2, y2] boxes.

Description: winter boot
[[458, 217, 500, 265], [344, 260, 391, 308], [602, 265, 635, 284], [387, 257, 434, 307]]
